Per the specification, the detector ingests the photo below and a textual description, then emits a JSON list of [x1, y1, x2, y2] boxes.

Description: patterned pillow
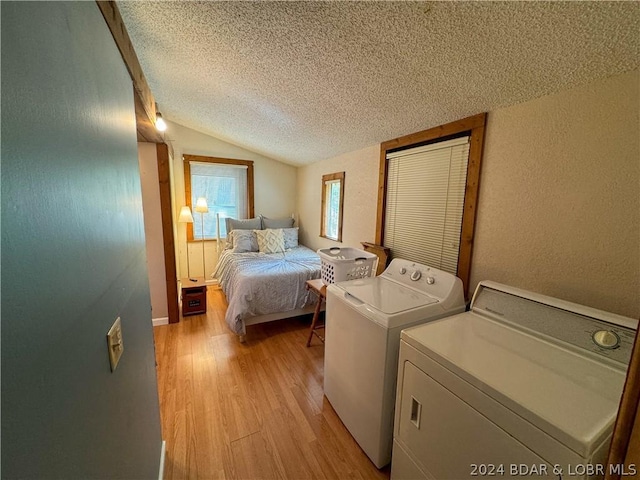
[[254, 228, 285, 254], [261, 216, 295, 229], [282, 227, 298, 249], [231, 230, 259, 253]]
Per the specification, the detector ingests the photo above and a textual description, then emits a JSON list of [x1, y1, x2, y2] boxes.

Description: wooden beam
[[96, 1, 163, 143], [134, 89, 164, 143], [157, 144, 180, 324], [98, 2, 178, 321]]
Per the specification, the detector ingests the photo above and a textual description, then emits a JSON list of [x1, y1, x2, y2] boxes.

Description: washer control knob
[[426, 276, 435, 285], [399, 267, 407, 275], [410, 270, 422, 281], [592, 330, 620, 349]]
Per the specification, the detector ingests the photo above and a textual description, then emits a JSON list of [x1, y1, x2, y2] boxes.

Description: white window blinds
[[384, 136, 470, 274]]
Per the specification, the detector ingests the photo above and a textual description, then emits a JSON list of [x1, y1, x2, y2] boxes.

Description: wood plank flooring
[[154, 286, 390, 480]]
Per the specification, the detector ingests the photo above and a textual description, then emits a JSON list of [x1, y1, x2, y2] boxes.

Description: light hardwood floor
[[154, 285, 391, 480]]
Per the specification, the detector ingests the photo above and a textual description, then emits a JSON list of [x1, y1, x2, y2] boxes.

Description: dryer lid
[[334, 277, 438, 314]]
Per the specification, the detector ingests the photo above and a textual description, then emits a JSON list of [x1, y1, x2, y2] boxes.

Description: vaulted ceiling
[[117, 1, 639, 166]]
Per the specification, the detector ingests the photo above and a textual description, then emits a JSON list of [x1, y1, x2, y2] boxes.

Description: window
[[321, 172, 345, 242], [376, 113, 486, 296], [183, 155, 254, 241], [384, 136, 470, 273]]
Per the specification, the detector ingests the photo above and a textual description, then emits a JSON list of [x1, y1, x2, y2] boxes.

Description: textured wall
[[297, 71, 639, 318], [139, 143, 169, 321], [1, 3, 162, 477], [470, 71, 639, 318], [296, 144, 380, 250], [167, 121, 298, 278]]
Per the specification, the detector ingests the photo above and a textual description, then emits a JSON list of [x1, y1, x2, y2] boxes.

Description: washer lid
[[334, 277, 438, 314], [401, 313, 627, 458]]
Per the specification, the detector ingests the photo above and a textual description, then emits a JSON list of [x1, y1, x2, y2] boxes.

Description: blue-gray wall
[[1, 2, 163, 478]]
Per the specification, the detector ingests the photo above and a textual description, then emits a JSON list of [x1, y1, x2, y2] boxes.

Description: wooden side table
[[305, 278, 327, 347], [181, 277, 207, 316]]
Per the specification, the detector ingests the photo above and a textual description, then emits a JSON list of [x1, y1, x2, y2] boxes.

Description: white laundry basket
[[317, 247, 378, 285]]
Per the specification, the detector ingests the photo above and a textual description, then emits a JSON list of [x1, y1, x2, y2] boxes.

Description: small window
[[321, 172, 345, 242]]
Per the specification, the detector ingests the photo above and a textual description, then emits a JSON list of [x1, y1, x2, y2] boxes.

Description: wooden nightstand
[[181, 277, 207, 316]]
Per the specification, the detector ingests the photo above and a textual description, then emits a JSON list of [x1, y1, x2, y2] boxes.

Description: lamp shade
[[178, 206, 194, 223], [195, 197, 209, 213]]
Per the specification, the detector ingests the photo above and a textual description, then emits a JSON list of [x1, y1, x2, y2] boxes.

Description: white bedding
[[212, 245, 322, 335]]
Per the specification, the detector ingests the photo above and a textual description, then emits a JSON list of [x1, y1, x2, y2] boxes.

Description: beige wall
[[138, 142, 169, 322], [167, 121, 298, 279], [470, 70, 639, 318], [296, 70, 639, 318], [296, 144, 380, 251]]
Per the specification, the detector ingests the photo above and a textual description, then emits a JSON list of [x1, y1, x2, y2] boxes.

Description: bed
[[212, 222, 322, 340]]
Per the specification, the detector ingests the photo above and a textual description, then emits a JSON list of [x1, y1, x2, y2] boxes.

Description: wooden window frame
[[183, 154, 255, 242], [375, 113, 486, 298], [320, 171, 345, 242]]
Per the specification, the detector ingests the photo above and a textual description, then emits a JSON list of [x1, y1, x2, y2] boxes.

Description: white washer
[[323, 258, 466, 468], [392, 281, 638, 480]]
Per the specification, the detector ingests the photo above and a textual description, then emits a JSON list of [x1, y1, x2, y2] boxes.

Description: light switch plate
[[107, 317, 124, 372]]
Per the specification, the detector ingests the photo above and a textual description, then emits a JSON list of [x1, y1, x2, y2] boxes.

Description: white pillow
[[254, 228, 285, 254]]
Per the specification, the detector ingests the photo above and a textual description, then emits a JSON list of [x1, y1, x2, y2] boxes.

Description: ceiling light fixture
[[155, 103, 167, 132]]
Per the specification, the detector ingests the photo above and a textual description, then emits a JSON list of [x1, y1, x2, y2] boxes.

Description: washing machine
[[323, 258, 466, 468], [392, 281, 638, 480]]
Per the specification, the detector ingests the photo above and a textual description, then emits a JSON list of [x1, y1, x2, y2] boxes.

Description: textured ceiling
[[117, 1, 639, 166]]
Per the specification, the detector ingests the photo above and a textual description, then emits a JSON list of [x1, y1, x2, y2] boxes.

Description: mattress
[[213, 245, 322, 334]]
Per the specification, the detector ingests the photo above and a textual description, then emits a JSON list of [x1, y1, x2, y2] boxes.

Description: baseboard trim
[[152, 317, 169, 327], [158, 440, 166, 480]]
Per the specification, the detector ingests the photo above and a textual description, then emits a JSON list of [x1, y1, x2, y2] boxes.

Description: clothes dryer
[[392, 281, 637, 480]]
